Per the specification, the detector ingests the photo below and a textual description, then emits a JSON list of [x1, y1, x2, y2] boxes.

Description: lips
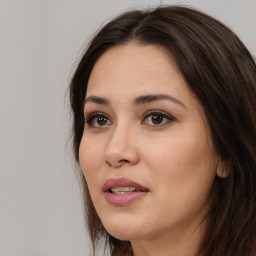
[[103, 178, 149, 206], [103, 177, 149, 192]]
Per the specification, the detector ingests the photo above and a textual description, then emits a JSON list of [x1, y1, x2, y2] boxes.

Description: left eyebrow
[[134, 94, 186, 108]]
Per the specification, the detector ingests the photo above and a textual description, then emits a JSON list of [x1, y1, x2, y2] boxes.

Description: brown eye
[[151, 114, 163, 124], [97, 116, 108, 126], [85, 112, 112, 127], [142, 110, 175, 126]]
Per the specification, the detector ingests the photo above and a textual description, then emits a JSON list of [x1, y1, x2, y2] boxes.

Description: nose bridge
[[104, 118, 138, 166], [106, 120, 132, 154]]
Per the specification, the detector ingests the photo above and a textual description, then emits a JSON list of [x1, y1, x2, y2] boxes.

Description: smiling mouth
[[103, 177, 149, 193], [103, 178, 149, 206], [110, 187, 141, 194]]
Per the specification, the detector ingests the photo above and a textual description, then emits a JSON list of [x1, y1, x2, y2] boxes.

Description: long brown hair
[[69, 6, 256, 256]]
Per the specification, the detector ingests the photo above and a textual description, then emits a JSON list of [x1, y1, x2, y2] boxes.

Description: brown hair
[[69, 5, 256, 256]]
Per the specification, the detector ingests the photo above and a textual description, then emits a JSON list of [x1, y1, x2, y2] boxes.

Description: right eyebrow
[[84, 96, 110, 106]]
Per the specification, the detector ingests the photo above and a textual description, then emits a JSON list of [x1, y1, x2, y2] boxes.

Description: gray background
[[0, 0, 255, 255]]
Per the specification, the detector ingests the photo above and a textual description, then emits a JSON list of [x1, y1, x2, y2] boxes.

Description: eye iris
[[97, 116, 107, 126], [152, 114, 163, 124]]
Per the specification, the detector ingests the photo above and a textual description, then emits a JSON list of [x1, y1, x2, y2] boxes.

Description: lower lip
[[104, 191, 148, 206]]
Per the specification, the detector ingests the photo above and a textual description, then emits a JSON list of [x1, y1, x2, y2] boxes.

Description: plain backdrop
[[0, 0, 255, 255]]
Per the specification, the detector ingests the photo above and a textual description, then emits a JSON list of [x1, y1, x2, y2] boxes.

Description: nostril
[[106, 161, 111, 167], [106, 159, 130, 168], [119, 159, 129, 164]]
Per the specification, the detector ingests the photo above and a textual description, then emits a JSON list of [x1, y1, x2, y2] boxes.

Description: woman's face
[[79, 43, 217, 243]]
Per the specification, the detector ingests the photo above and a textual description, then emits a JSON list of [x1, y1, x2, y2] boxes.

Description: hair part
[[70, 5, 256, 256]]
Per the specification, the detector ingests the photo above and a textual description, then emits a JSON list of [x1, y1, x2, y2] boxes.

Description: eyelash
[[84, 110, 175, 127], [84, 112, 111, 127], [142, 110, 175, 125]]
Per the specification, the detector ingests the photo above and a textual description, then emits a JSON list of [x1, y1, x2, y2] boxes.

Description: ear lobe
[[216, 158, 231, 178]]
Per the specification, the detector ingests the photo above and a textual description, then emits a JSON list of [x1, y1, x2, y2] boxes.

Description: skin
[[79, 43, 218, 256]]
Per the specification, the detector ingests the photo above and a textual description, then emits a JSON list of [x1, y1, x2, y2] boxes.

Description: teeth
[[110, 187, 137, 194]]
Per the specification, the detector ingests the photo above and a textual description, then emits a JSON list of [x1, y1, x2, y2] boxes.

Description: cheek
[[145, 133, 211, 171], [141, 133, 216, 229], [79, 136, 103, 187], [143, 128, 216, 200]]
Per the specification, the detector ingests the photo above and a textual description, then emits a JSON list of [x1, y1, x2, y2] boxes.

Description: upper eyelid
[[85, 109, 173, 117], [85, 111, 109, 118], [143, 109, 175, 119], [144, 109, 169, 115], [84, 111, 112, 123]]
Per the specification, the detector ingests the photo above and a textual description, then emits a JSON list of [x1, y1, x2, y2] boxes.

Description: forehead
[[86, 43, 194, 105]]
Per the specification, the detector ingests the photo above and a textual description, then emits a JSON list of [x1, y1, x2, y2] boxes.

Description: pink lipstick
[[103, 178, 149, 206]]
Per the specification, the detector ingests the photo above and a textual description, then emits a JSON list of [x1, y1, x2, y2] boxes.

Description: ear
[[216, 158, 231, 178]]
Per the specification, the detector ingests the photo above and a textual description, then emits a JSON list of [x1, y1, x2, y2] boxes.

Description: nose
[[104, 123, 139, 168]]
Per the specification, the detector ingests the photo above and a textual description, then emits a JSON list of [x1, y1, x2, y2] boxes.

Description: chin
[[106, 228, 144, 241], [101, 216, 146, 241]]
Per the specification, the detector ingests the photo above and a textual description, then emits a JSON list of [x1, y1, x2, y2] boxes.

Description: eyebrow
[[84, 96, 110, 106], [134, 94, 186, 108], [84, 94, 186, 108]]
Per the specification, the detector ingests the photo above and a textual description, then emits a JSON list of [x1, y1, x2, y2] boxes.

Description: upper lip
[[103, 177, 149, 192]]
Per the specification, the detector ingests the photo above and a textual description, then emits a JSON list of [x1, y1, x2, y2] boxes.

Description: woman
[[69, 6, 256, 256]]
